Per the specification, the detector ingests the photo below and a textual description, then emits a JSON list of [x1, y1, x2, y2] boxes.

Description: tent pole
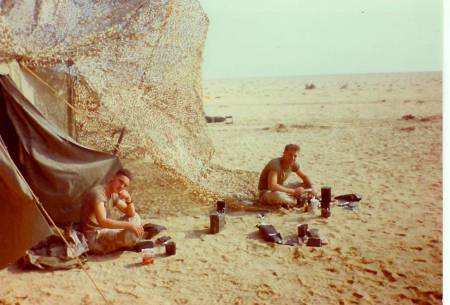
[[10, 159, 110, 304], [34, 202, 111, 305], [66, 60, 77, 140], [67, 74, 75, 139], [18, 63, 78, 112], [113, 127, 126, 155]]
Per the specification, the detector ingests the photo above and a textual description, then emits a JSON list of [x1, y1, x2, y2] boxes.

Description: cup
[[309, 198, 319, 211], [165, 241, 176, 256], [141, 248, 155, 265]]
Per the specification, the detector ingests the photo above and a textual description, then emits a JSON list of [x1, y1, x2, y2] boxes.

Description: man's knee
[[122, 229, 140, 245], [128, 213, 142, 226], [120, 213, 142, 226], [263, 191, 296, 205]]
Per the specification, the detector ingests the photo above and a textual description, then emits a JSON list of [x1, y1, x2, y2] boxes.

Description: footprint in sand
[[256, 284, 275, 300], [353, 292, 364, 299], [361, 257, 374, 264], [410, 246, 423, 251], [381, 268, 397, 282], [363, 268, 378, 275], [333, 247, 342, 254]]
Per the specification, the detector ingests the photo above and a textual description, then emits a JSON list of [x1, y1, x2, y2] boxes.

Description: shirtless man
[[258, 144, 315, 207], [80, 168, 145, 254]]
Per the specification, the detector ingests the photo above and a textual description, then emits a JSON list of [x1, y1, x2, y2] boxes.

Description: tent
[[0, 61, 120, 268]]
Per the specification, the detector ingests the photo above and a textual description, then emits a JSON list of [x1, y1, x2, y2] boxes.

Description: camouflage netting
[[0, 0, 255, 203]]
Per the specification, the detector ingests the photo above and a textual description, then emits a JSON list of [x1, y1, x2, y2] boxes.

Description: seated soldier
[[80, 168, 146, 254], [258, 144, 315, 207]]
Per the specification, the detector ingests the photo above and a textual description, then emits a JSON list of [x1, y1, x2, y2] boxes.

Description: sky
[[198, 0, 443, 79]]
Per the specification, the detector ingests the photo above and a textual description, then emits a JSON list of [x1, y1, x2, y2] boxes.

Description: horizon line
[[202, 70, 442, 81]]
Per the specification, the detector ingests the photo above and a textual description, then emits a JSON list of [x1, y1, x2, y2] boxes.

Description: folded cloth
[[334, 193, 362, 202], [143, 223, 167, 239], [256, 224, 283, 244], [335, 201, 359, 210], [133, 240, 154, 252]]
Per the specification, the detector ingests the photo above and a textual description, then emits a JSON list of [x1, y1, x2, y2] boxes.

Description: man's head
[[107, 168, 132, 193], [282, 144, 300, 166]]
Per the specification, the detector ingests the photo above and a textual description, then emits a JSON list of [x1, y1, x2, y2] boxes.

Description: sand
[[0, 72, 442, 305]]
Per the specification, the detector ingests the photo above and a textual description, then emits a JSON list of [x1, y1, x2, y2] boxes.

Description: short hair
[[284, 144, 300, 152], [115, 168, 133, 180]]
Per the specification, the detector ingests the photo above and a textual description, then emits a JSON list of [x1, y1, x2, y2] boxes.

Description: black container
[[321, 187, 331, 209], [297, 224, 308, 238], [165, 241, 176, 256], [321, 208, 331, 218], [216, 200, 226, 213], [307, 237, 322, 247]]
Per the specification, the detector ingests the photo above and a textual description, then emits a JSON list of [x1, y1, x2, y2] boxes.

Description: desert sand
[[0, 72, 442, 305]]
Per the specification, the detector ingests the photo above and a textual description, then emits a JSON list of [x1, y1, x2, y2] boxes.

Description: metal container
[[165, 241, 176, 256], [210, 213, 225, 234], [297, 224, 308, 238], [321, 187, 332, 208]]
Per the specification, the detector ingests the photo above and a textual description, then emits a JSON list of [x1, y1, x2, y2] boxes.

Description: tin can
[[165, 241, 176, 256]]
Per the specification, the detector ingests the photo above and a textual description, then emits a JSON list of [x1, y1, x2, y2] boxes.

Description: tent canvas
[[0, 67, 120, 268]]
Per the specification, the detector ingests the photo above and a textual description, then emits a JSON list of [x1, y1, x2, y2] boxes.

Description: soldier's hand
[[119, 190, 132, 203], [293, 187, 304, 197], [131, 224, 144, 238]]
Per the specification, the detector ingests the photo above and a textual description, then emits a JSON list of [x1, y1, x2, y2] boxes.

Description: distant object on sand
[[304, 83, 316, 90], [274, 124, 288, 133], [205, 115, 233, 124], [262, 123, 330, 132], [400, 127, 416, 132], [401, 114, 416, 120], [400, 114, 441, 122]]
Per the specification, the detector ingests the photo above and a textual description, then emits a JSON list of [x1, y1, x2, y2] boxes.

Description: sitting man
[[80, 168, 147, 254], [258, 144, 315, 207]]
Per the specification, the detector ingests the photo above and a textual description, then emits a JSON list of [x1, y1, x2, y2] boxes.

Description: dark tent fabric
[[0, 75, 121, 268], [0, 139, 52, 269]]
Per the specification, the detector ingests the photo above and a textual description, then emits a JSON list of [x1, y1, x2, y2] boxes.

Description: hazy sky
[[198, 0, 443, 79]]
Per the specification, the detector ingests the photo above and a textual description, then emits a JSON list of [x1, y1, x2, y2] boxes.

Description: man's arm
[[114, 190, 136, 217], [295, 168, 314, 190], [93, 200, 144, 237], [267, 170, 303, 197], [114, 199, 136, 217]]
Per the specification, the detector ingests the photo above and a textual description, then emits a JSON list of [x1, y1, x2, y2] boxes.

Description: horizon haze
[[199, 0, 443, 80]]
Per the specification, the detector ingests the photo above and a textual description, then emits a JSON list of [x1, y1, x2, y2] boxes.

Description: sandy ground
[[0, 72, 443, 305]]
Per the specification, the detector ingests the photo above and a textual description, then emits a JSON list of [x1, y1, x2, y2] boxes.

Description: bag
[[256, 224, 283, 244], [334, 193, 362, 202]]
